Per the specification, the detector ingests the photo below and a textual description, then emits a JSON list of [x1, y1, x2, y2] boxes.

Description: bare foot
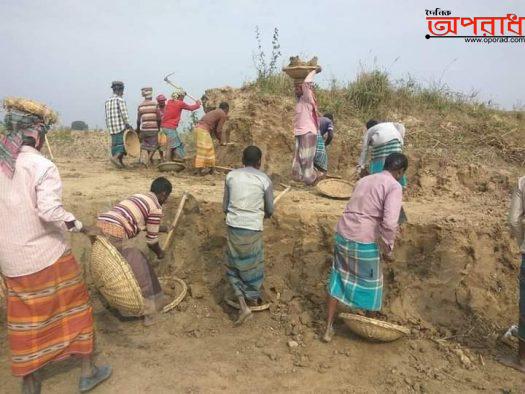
[[498, 355, 525, 373], [234, 309, 253, 326], [322, 325, 334, 343], [110, 157, 123, 169], [143, 314, 158, 327]]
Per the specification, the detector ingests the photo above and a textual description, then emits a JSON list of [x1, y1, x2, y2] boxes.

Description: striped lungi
[[225, 226, 264, 301], [163, 127, 186, 159], [370, 139, 407, 187], [111, 131, 125, 156], [313, 133, 328, 172], [328, 233, 383, 311], [5, 253, 94, 377], [140, 130, 159, 152], [292, 132, 320, 185], [194, 127, 215, 168], [518, 254, 525, 341]]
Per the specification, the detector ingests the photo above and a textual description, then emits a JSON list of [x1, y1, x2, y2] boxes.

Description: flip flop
[[79, 365, 112, 392]]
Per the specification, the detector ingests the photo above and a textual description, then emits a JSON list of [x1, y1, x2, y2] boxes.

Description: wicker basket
[[90, 236, 145, 316], [3, 97, 58, 124], [159, 277, 187, 313], [124, 129, 141, 158], [316, 179, 353, 199], [224, 296, 270, 312], [282, 65, 321, 83], [340, 313, 410, 342], [157, 161, 186, 173]]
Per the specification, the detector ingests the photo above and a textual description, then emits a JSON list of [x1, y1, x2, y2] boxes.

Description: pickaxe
[[163, 72, 199, 102]]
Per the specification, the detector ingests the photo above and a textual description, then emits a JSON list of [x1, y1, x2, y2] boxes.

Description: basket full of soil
[[316, 178, 353, 199], [283, 56, 321, 83]]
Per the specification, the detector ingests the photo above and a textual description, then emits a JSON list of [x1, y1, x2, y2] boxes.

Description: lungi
[[313, 133, 328, 172], [292, 132, 320, 185], [328, 233, 383, 311], [194, 127, 215, 168], [163, 127, 186, 159], [5, 253, 94, 377], [518, 254, 525, 341], [370, 139, 407, 187], [111, 131, 125, 156], [96, 220, 164, 314], [225, 226, 264, 301], [140, 130, 159, 152]]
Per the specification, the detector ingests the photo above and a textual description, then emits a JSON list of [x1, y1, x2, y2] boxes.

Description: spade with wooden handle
[[161, 193, 189, 252], [273, 185, 292, 206], [45, 135, 54, 160]]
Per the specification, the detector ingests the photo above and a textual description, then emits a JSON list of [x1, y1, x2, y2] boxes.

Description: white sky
[[0, 0, 523, 127]]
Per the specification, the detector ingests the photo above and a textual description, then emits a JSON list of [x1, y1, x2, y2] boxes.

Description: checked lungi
[[292, 133, 322, 185], [328, 233, 383, 311], [194, 127, 215, 169], [162, 127, 186, 159], [225, 226, 264, 301], [5, 253, 94, 377], [111, 131, 126, 156], [313, 133, 328, 172], [369, 139, 407, 187], [518, 254, 525, 342]]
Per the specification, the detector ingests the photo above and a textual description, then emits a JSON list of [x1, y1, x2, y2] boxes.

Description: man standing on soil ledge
[[105, 81, 132, 168], [0, 109, 112, 393], [292, 69, 327, 185], [223, 146, 274, 325], [194, 102, 229, 175], [502, 176, 525, 373], [323, 153, 407, 343]]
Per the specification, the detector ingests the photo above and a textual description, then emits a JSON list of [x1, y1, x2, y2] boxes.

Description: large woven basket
[[124, 129, 141, 158], [90, 236, 144, 316], [316, 179, 353, 199], [340, 313, 410, 342], [282, 65, 321, 84], [157, 161, 186, 173], [3, 97, 58, 124]]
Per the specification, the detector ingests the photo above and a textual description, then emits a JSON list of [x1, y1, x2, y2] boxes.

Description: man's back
[[0, 147, 71, 277], [105, 95, 128, 134], [223, 167, 273, 231]]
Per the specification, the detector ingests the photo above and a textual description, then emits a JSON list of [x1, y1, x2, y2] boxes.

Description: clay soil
[[1, 89, 525, 392]]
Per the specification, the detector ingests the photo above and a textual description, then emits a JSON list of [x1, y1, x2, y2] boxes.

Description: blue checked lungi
[[163, 127, 186, 159], [518, 254, 525, 341], [314, 133, 328, 172], [328, 233, 383, 311], [370, 139, 407, 187], [225, 226, 264, 301], [111, 131, 125, 156]]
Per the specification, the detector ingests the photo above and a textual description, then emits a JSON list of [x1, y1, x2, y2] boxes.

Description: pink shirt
[[293, 74, 319, 136], [336, 171, 402, 251], [0, 146, 75, 277]]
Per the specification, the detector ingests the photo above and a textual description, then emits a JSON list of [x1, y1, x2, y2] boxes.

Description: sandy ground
[[1, 155, 524, 393]]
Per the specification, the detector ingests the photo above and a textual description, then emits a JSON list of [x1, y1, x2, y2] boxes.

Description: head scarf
[[141, 87, 153, 99], [0, 111, 48, 178], [171, 88, 186, 100], [156, 94, 167, 102]]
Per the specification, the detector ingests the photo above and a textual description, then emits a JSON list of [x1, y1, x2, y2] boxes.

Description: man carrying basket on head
[[105, 81, 133, 168], [0, 98, 112, 393]]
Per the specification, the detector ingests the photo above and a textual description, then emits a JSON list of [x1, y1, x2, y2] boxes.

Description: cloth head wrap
[[171, 88, 186, 99], [141, 87, 153, 98], [0, 111, 48, 178]]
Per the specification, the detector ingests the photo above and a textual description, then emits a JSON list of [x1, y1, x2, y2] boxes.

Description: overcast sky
[[0, 0, 523, 127]]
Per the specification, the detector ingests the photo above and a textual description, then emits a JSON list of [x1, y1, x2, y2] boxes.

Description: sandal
[[79, 365, 112, 392]]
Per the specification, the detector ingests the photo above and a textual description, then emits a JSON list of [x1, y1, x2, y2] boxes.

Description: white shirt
[[358, 122, 406, 169], [0, 146, 75, 277], [222, 167, 274, 231]]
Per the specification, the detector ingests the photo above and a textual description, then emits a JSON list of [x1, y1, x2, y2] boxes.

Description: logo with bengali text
[[425, 9, 525, 43]]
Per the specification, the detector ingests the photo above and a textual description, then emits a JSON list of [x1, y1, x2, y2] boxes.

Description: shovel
[[162, 193, 189, 252]]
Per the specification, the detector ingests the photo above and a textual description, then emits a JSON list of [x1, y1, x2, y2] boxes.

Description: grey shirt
[[223, 167, 274, 231]]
